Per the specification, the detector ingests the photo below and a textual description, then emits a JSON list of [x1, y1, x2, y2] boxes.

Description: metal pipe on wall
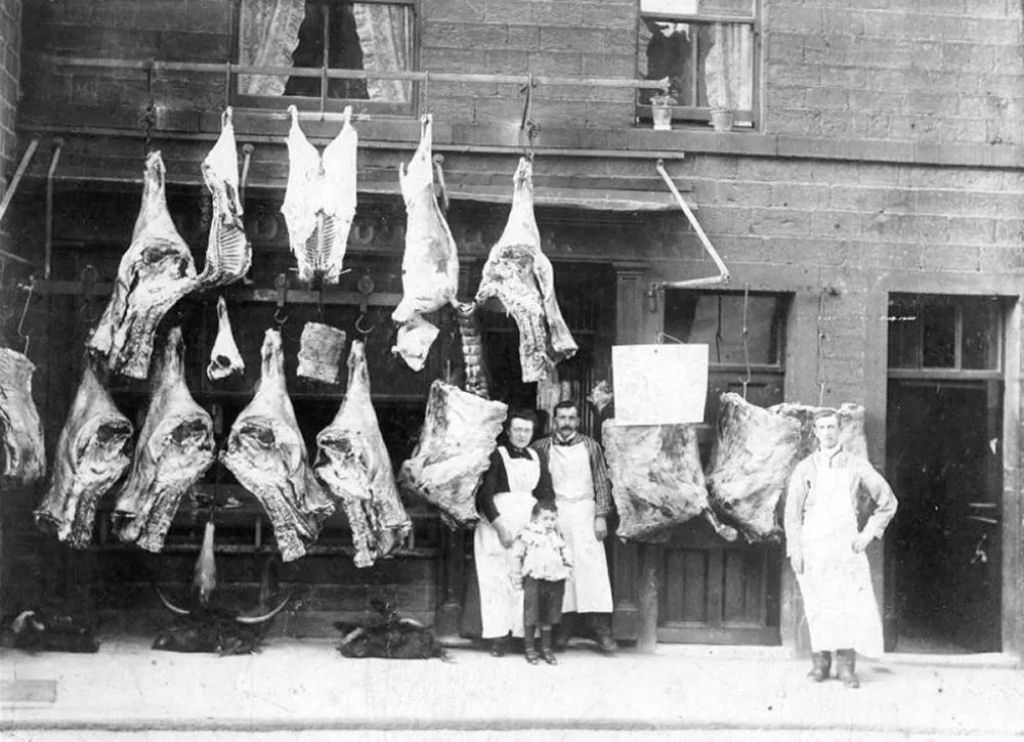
[[44, 139, 64, 281]]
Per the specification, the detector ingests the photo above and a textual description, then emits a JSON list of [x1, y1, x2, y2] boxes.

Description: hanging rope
[[816, 289, 826, 406], [714, 294, 723, 363], [140, 61, 157, 153], [740, 284, 752, 400], [16, 275, 35, 355]]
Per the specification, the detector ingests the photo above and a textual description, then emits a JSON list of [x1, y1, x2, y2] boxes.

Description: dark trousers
[[523, 577, 565, 627]]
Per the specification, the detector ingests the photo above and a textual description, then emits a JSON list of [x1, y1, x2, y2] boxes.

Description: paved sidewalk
[[1, 637, 1022, 738]]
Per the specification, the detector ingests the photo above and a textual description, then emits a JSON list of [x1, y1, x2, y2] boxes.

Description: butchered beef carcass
[[474, 157, 577, 383], [602, 420, 736, 543], [769, 401, 868, 461], [207, 296, 245, 381], [197, 107, 252, 289], [705, 393, 803, 543], [398, 380, 507, 528], [114, 327, 216, 552], [391, 115, 459, 371], [220, 328, 335, 561], [0, 348, 46, 487], [87, 151, 198, 379], [315, 340, 411, 567], [281, 104, 357, 286], [34, 363, 133, 549]]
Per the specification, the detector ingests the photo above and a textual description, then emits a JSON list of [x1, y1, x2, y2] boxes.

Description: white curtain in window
[[704, 22, 753, 111], [353, 3, 410, 103], [238, 0, 307, 96]]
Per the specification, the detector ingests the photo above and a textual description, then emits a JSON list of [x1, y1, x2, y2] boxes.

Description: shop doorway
[[886, 295, 1003, 653]]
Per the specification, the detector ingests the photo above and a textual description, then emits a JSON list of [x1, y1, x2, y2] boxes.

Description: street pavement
[[1, 637, 1022, 740]]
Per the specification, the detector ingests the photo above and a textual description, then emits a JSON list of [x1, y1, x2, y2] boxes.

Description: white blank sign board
[[612, 344, 708, 425]]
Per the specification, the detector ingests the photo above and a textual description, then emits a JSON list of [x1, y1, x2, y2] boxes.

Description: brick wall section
[[764, 0, 1024, 144]]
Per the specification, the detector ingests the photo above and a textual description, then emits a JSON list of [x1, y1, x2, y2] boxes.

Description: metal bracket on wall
[[0, 138, 40, 225]]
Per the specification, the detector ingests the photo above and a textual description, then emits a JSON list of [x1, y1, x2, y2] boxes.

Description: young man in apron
[[475, 409, 554, 656], [532, 400, 616, 654], [784, 408, 898, 688]]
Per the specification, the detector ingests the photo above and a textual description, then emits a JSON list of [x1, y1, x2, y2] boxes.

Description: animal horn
[[153, 584, 192, 616], [234, 592, 292, 625]]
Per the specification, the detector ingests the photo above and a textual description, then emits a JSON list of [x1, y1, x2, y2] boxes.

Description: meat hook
[[740, 283, 751, 400], [355, 308, 375, 336], [16, 275, 35, 355], [273, 272, 288, 326]]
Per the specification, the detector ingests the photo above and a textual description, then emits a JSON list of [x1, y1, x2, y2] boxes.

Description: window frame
[[635, 0, 761, 129], [230, 0, 420, 117]]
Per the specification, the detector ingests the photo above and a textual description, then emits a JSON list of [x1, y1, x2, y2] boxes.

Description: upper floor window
[[888, 295, 1003, 373], [236, 0, 416, 114], [637, 0, 758, 129]]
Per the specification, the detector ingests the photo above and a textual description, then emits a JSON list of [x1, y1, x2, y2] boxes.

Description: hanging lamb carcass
[[602, 420, 737, 543], [197, 107, 252, 289], [281, 104, 357, 286], [220, 328, 335, 562], [113, 328, 217, 552], [769, 401, 869, 461], [391, 114, 459, 371], [397, 380, 507, 528], [207, 296, 245, 381], [0, 348, 46, 487], [474, 157, 577, 383], [314, 340, 412, 567], [704, 393, 803, 543], [87, 151, 198, 379], [34, 363, 134, 549]]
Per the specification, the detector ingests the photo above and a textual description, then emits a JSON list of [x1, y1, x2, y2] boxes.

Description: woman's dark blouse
[[475, 446, 555, 523]]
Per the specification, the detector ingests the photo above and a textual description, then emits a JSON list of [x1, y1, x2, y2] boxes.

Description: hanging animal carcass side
[[602, 420, 736, 543], [397, 380, 507, 528], [391, 114, 459, 371], [474, 157, 577, 383], [705, 393, 803, 543], [87, 151, 198, 379], [207, 296, 245, 380], [0, 348, 46, 487], [315, 340, 411, 567], [113, 327, 216, 552], [220, 328, 335, 561], [34, 363, 134, 549]]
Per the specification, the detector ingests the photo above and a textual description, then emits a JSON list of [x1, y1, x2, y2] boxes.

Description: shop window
[[637, 0, 758, 128], [887, 295, 1002, 372], [236, 0, 416, 114]]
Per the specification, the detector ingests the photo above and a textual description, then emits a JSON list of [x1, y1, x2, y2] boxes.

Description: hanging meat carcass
[[281, 104, 357, 286], [297, 322, 347, 384], [220, 328, 335, 561], [602, 421, 737, 543], [114, 327, 216, 552], [455, 302, 489, 399], [34, 363, 134, 549], [769, 402, 868, 461], [391, 114, 459, 370], [704, 393, 803, 543], [474, 157, 577, 383], [314, 340, 411, 567], [0, 348, 46, 487], [207, 296, 245, 381], [87, 151, 199, 379], [397, 380, 507, 528], [197, 107, 252, 288]]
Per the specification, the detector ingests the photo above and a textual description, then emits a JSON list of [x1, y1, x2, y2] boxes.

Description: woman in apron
[[474, 409, 554, 656]]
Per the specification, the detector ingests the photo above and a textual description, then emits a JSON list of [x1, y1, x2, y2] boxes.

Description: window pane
[[962, 298, 999, 370], [886, 298, 921, 369], [922, 304, 956, 368], [664, 291, 781, 365]]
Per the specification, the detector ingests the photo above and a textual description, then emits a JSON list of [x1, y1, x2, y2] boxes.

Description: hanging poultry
[[397, 380, 508, 528], [0, 348, 46, 487], [197, 107, 252, 288], [114, 327, 216, 552], [281, 104, 357, 286], [34, 362, 134, 549], [314, 340, 411, 567], [87, 151, 199, 379], [474, 157, 577, 383], [220, 328, 335, 562], [391, 114, 459, 370]]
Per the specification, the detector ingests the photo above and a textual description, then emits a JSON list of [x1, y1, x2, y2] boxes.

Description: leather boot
[[591, 614, 618, 654], [489, 634, 508, 657], [553, 614, 573, 652], [540, 628, 558, 665], [523, 625, 539, 664], [807, 651, 831, 682], [836, 649, 860, 688]]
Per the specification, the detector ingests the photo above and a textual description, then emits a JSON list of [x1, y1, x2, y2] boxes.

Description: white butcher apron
[[549, 443, 613, 614], [474, 447, 538, 639], [796, 458, 884, 657]]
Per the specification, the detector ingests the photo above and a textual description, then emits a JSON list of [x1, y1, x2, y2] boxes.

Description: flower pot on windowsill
[[710, 107, 735, 132], [650, 94, 675, 131]]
